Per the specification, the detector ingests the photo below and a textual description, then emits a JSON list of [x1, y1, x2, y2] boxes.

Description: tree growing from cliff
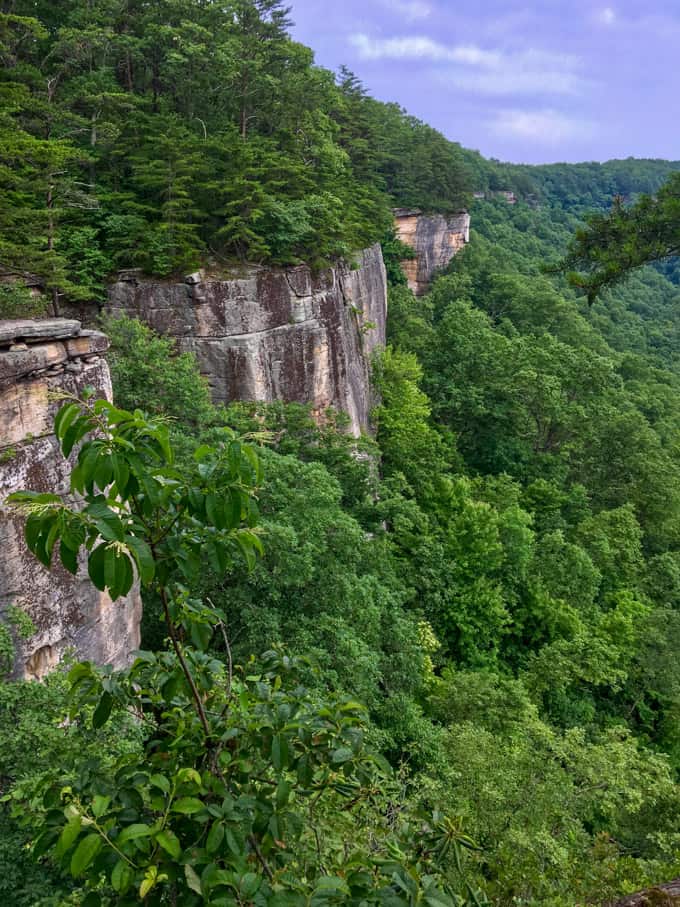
[[6, 394, 474, 906]]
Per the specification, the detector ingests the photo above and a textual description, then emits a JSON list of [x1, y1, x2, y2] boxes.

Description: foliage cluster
[[0, 1, 471, 311]]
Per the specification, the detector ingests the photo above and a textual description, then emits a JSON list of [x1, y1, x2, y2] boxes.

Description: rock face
[[106, 244, 387, 437], [393, 208, 470, 296], [0, 319, 142, 679], [607, 880, 680, 905]]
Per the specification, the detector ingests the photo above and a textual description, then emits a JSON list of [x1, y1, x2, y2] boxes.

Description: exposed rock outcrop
[[606, 880, 680, 905], [106, 244, 387, 437], [0, 319, 141, 679], [394, 208, 470, 296]]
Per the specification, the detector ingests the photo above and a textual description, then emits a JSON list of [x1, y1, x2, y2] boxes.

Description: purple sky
[[288, 1, 679, 165]]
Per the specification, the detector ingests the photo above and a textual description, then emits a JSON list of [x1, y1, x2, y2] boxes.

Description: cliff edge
[[106, 244, 387, 437], [0, 319, 141, 679], [394, 208, 470, 295]]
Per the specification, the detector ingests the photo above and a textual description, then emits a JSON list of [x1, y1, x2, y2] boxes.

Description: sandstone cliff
[[394, 208, 470, 296], [106, 244, 387, 437], [0, 319, 141, 679]]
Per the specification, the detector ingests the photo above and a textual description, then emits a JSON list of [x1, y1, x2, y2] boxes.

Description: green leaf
[[111, 858, 134, 894], [92, 794, 111, 818], [239, 872, 260, 898], [276, 779, 291, 809], [87, 543, 108, 591], [172, 797, 205, 815], [33, 828, 59, 858], [111, 454, 130, 495], [206, 821, 225, 855], [54, 403, 81, 444], [62, 414, 92, 458], [205, 493, 222, 528], [86, 497, 125, 542], [116, 823, 153, 845], [184, 863, 203, 895], [59, 539, 79, 574], [92, 691, 113, 729], [156, 828, 181, 859], [140, 865, 158, 898], [271, 734, 289, 771], [125, 535, 155, 584], [56, 816, 82, 857], [70, 833, 103, 877], [150, 774, 171, 794], [331, 747, 353, 764], [190, 620, 213, 652]]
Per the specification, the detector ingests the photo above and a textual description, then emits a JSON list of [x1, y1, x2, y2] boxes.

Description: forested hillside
[[0, 0, 469, 311], [4, 2, 680, 906]]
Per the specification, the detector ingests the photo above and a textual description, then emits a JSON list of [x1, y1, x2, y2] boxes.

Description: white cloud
[[596, 7, 617, 26], [349, 34, 500, 66], [489, 109, 594, 144], [449, 71, 582, 96], [378, 0, 432, 22], [349, 33, 587, 96]]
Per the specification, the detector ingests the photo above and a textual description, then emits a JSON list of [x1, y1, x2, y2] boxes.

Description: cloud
[[349, 34, 587, 96], [378, 0, 432, 22], [489, 109, 594, 144], [349, 34, 500, 66], [596, 7, 617, 26]]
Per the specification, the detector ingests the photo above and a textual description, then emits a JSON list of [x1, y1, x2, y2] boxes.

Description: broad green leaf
[[276, 779, 291, 809], [239, 872, 260, 898], [92, 794, 111, 818], [271, 734, 288, 771], [172, 797, 205, 815], [87, 543, 108, 592], [70, 833, 103, 877], [116, 823, 152, 845], [156, 829, 181, 859], [111, 858, 134, 894], [56, 816, 82, 857], [184, 863, 203, 895], [59, 539, 79, 575], [150, 774, 171, 793], [125, 535, 155, 584], [206, 821, 225, 855], [331, 747, 353, 764], [54, 403, 80, 444], [92, 692, 113, 729]]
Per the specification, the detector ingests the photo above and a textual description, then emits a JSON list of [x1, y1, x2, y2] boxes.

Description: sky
[[288, 0, 680, 165]]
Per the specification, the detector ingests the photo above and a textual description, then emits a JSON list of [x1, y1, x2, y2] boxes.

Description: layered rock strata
[[0, 318, 141, 679], [394, 208, 470, 295], [106, 244, 387, 437]]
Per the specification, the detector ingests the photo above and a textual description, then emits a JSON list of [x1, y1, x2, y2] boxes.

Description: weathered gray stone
[[0, 342, 68, 385], [106, 244, 388, 437], [393, 209, 470, 295], [65, 329, 109, 358], [0, 319, 141, 679], [0, 318, 81, 345]]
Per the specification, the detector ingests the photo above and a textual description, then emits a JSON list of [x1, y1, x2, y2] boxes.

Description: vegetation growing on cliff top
[[0, 0, 470, 308]]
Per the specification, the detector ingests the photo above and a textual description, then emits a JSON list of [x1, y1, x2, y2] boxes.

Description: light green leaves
[[70, 833, 102, 877], [171, 797, 205, 815], [155, 829, 181, 859]]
